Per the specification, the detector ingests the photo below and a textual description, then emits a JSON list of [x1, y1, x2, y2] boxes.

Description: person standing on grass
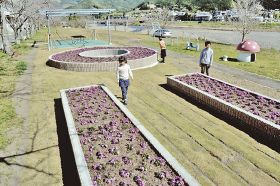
[[116, 56, 133, 105], [199, 41, 213, 76], [159, 37, 166, 63]]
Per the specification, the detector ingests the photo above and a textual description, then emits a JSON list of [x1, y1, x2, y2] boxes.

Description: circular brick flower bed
[[48, 47, 158, 72]]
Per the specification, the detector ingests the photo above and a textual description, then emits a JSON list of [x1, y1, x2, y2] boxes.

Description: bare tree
[[3, 0, 49, 43], [231, 0, 263, 41], [144, 8, 175, 35]]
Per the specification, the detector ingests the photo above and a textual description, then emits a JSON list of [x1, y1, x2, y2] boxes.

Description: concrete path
[[0, 48, 62, 185], [96, 25, 280, 50], [168, 27, 280, 50], [0, 49, 34, 185]]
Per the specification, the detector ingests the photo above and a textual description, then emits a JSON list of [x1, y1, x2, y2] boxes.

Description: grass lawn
[[9, 27, 278, 185], [43, 26, 280, 81], [141, 36, 280, 80], [0, 48, 27, 148], [172, 21, 280, 32]]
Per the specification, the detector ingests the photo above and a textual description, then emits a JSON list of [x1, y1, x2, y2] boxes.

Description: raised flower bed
[[49, 47, 158, 72], [167, 73, 280, 139], [60, 85, 199, 186]]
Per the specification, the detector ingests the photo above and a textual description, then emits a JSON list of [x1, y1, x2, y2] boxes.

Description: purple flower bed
[[66, 86, 189, 186], [175, 73, 280, 125], [50, 47, 156, 63]]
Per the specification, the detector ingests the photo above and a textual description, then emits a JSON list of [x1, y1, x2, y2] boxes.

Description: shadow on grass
[[219, 57, 239, 62], [159, 83, 280, 153], [0, 123, 57, 177], [46, 60, 55, 69], [54, 99, 81, 186]]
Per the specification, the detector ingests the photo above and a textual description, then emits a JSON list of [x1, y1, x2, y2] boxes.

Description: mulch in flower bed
[[175, 73, 280, 125], [51, 47, 156, 63], [66, 86, 188, 186]]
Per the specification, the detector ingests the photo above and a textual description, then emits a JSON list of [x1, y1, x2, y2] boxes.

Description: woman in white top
[[116, 56, 133, 105]]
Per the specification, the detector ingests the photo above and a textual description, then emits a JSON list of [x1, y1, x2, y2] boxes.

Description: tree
[[3, 0, 49, 43], [231, 0, 263, 41], [145, 7, 174, 33], [192, 0, 232, 11]]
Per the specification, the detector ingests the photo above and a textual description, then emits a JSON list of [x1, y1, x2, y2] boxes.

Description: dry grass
[[7, 27, 280, 185]]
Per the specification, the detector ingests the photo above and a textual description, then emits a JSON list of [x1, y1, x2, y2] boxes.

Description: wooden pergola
[[40, 9, 115, 50]]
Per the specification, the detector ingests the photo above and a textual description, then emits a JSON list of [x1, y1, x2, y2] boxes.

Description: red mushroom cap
[[237, 40, 260, 53]]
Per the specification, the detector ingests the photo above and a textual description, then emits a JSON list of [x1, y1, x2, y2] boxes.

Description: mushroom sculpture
[[236, 40, 260, 62]]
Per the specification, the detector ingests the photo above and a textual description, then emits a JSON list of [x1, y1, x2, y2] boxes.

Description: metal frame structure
[[40, 9, 115, 50]]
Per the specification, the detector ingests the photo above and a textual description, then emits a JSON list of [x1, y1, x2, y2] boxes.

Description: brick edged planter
[[60, 85, 200, 186], [167, 73, 280, 140], [48, 47, 158, 72]]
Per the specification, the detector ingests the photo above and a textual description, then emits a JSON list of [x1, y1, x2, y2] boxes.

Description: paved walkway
[[168, 27, 280, 50], [97, 25, 280, 50], [0, 48, 62, 185], [0, 49, 34, 185]]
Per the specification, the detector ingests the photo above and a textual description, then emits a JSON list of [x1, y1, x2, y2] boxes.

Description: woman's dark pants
[[119, 79, 130, 100]]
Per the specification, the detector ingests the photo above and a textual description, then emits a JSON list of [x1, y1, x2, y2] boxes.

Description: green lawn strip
[[0, 53, 27, 148], [133, 32, 280, 81], [129, 68, 280, 185], [0, 99, 21, 148], [171, 21, 280, 32]]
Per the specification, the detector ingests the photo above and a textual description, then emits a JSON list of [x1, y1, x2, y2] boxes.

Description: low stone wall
[[48, 48, 158, 72], [167, 75, 280, 140]]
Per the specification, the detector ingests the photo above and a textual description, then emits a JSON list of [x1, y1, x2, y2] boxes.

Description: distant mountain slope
[[60, 0, 147, 10]]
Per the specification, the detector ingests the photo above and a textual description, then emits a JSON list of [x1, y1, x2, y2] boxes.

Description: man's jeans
[[119, 79, 130, 100]]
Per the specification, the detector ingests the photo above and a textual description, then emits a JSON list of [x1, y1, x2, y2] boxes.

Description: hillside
[[61, 0, 147, 10]]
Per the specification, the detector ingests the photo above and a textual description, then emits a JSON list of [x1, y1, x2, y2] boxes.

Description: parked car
[[194, 12, 212, 21], [212, 11, 225, 21], [153, 29, 172, 37]]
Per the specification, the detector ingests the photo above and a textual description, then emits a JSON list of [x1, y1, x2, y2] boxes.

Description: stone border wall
[[167, 74, 280, 140], [48, 47, 158, 72], [60, 84, 200, 186]]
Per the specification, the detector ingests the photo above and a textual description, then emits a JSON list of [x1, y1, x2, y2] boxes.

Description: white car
[[153, 29, 172, 38]]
